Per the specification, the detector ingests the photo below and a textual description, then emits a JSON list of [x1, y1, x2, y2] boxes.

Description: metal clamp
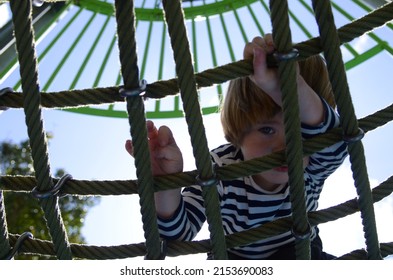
[[31, 174, 72, 199], [119, 79, 147, 97], [196, 175, 218, 188], [2, 232, 33, 260], [343, 128, 365, 144], [273, 48, 299, 62], [267, 48, 299, 68], [291, 223, 312, 240], [33, 0, 44, 7]]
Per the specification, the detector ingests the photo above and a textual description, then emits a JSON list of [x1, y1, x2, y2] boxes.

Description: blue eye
[[258, 126, 275, 135]]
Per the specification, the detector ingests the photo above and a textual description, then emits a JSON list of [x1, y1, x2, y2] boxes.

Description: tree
[[0, 136, 100, 259]]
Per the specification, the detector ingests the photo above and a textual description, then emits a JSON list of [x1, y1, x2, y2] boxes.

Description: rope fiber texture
[[270, 0, 311, 259], [6, 0, 72, 260], [115, 0, 162, 260], [1, 0, 393, 260]]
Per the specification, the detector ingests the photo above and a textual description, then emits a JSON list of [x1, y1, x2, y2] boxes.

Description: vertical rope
[[269, 0, 311, 259], [162, 0, 227, 259], [0, 191, 11, 258], [311, 0, 382, 260], [10, 0, 72, 260], [114, 0, 161, 259]]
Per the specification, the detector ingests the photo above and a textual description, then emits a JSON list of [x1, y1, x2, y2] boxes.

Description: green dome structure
[[1, 0, 393, 261], [1, 0, 392, 118]]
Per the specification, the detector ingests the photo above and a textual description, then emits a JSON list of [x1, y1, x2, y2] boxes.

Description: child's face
[[240, 112, 309, 192]]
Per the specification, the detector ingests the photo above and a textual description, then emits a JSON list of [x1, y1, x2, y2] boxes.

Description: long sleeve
[[157, 99, 348, 250], [302, 99, 348, 209], [157, 185, 206, 241], [303, 99, 348, 184]]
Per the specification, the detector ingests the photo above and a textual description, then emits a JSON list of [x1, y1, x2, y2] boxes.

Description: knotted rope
[[0, 0, 393, 260], [312, 0, 381, 259], [7, 0, 72, 260]]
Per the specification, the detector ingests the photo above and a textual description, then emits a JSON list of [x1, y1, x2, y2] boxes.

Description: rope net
[[1, 0, 393, 260]]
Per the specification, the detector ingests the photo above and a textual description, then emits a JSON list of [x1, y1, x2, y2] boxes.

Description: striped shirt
[[157, 100, 348, 259]]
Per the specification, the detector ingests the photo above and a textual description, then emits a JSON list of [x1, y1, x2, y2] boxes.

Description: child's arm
[[125, 120, 183, 219], [243, 34, 325, 126]]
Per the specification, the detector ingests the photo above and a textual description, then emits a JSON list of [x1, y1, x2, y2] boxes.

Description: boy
[[125, 34, 347, 259]]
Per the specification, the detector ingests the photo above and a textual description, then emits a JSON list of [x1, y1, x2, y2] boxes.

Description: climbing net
[[1, 0, 393, 260]]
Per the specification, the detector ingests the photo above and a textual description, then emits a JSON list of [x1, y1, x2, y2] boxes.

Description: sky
[[1, 0, 393, 260]]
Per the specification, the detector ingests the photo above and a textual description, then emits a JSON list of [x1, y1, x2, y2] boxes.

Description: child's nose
[[272, 138, 285, 153]]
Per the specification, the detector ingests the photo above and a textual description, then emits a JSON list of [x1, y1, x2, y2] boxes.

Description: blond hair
[[221, 55, 334, 147]]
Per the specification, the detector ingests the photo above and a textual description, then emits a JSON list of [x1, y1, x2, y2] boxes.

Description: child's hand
[[243, 34, 283, 105], [125, 120, 183, 176], [244, 34, 324, 126]]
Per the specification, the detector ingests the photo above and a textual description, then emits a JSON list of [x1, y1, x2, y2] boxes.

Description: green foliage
[[0, 136, 100, 259]]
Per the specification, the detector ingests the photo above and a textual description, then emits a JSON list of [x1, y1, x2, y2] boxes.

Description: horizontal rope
[[0, 128, 339, 195], [2, 0, 393, 261], [7, 172, 393, 259], [2, 141, 393, 259], [2, 102, 392, 195], [0, 59, 252, 109], [1, 2, 392, 109], [337, 243, 393, 260], [9, 232, 392, 259]]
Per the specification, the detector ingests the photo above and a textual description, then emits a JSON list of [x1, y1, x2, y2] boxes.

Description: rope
[[296, 1, 393, 59], [1, 0, 393, 260], [2, 2, 393, 110], [2, 174, 393, 259], [270, 0, 310, 259], [5, 171, 393, 259], [9, 0, 72, 260], [312, 0, 381, 259], [0, 192, 11, 259], [0, 102, 392, 196], [114, 0, 161, 260], [1, 100, 391, 196], [162, 0, 227, 260], [338, 243, 393, 260]]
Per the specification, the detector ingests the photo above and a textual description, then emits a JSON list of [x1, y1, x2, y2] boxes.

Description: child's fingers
[[146, 120, 158, 140], [126, 120, 160, 157], [244, 44, 264, 61], [252, 46, 267, 71], [244, 35, 275, 60], [157, 125, 176, 147], [252, 34, 274, 53], [251, 36, 266, 49], [263, 34, 275, 53], [244, 37, 268, 67], [127, 121, 180, 162], [125, 139, 134, 156], [243, 41, 256, 60], [244, 37, 262, 58]]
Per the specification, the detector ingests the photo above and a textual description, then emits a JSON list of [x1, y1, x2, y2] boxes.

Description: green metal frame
[[1, 0, 392, 119], [0, 2, 70, 82], [76, 0, 261, 20]]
